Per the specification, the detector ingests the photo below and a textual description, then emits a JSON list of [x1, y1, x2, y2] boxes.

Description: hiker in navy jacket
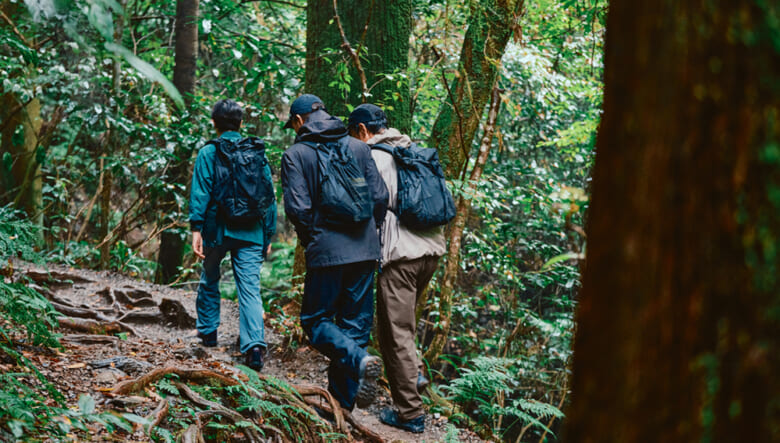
[[189, 99, 276, 371], [281, 94, 388, 410]]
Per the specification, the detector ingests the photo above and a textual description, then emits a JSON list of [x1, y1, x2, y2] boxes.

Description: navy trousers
[[300, 260, 376, 409]]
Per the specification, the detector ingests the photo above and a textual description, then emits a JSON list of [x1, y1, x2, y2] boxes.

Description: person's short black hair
[[211, 99, 243, 132], [347, 103, 388, 135]]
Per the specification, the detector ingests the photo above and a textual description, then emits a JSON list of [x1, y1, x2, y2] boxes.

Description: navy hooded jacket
[[281, 110, 389, 268]]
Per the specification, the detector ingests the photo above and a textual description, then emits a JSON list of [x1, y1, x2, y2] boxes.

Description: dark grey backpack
[[302, 138, 373, 228], [372, 143, 455, 230]]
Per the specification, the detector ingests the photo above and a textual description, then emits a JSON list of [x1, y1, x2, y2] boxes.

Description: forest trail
[[13, 260, 482, 442]]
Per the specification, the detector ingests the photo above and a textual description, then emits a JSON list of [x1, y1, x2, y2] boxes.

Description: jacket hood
[[366, 127, 412, 148], [295, 110, 348, 143]]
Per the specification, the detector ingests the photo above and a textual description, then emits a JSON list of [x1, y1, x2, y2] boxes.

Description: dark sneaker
[[379, 408, 425, 433], [197, 330, 217, 347], [246, 346, 265, 371], [417, 371, 430, 393], [355, 355, 382, 408]]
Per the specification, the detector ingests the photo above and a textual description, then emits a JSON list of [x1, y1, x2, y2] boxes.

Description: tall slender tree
[[422, 0, 523, 363], [565, 1, 780, 441], [428, 0, 523, 178], [156, 0, 199, 283]]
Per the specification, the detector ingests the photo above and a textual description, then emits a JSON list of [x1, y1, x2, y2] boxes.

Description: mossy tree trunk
[[428, 0, 523, 178], [422, 0, 523, 364], [156, 0, 199, 283], [565, 1, 780, 441], [292, 0, 414, 280], [305, 0, 412, 131], [0, 94, 42, 226]]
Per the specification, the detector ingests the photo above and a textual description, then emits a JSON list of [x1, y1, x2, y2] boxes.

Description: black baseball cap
[[347, 103, 386, 128], [283, 94, 326, 129]]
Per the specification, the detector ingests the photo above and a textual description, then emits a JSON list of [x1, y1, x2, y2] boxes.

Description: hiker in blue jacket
[[280, 94, 389, 410], [189, 99, 277, 371]]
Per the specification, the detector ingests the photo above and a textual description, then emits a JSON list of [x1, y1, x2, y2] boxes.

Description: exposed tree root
[[111, 367, 241, 395], [145, 398, 169, 438], [109, 366, 385, 442], [60, 334, 119, 347], [177, 382, 266, 443], [58, 316, 139, 336], [179, 424, 203, 443]]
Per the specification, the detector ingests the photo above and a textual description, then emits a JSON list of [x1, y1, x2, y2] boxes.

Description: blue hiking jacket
[[189, 131, 277, 249]]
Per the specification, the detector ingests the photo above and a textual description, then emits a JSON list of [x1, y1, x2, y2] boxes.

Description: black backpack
[[210, 137, 275, 225], [301, 139, 373, 228], [372, 143, 455, 230]]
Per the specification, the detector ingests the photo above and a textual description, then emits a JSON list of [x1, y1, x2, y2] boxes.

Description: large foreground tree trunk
[[305, 0, 412, 131], [565, 2, 780, 442], [156, 0, 199, 284], [428, 0, 523, 177]]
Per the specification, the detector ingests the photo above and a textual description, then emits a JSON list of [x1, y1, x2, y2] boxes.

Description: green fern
[[443, 356, 565, 439], [154, 377, 180, 396]]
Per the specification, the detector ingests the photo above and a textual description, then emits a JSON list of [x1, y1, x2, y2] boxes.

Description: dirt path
[[15, 261, 483, 442]]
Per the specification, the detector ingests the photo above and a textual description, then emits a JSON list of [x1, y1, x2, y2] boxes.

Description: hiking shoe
[[417, 371, 430, 393], [197, 330, 217, 347], [246, 346, 265, 371], [379, 408, 425, 433], [312, 406, 335, 422], [355, 355, 382, 408]]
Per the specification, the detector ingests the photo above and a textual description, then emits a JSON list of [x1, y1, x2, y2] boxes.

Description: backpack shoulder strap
[[370, 143, 395, 155]]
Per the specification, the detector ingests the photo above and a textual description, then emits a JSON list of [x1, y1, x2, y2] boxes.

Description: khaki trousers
[[376, 255, 440, 420]]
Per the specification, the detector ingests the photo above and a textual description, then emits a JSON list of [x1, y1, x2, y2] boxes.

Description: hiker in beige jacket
[[348, 104, 446, 434]]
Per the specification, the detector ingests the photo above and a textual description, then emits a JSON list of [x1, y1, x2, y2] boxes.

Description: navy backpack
[[372, 143, 455, 230], [302, 138, 373, 228], [210, 137, 275, 225]]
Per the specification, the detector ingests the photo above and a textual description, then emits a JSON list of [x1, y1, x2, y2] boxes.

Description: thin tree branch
[[0, 10, 30, 46], [332, 0, 369, 101]]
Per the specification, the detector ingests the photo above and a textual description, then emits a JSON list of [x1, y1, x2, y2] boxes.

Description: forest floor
[[12, 260, 484, 443]]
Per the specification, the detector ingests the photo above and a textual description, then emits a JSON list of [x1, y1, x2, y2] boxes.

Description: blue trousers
[[196, 237, 266, 354], [300, 260, 376, 409]]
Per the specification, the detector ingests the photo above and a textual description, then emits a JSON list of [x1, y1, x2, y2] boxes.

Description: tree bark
[[565, 2, 780, 442], [305, 0, 412, 131], [427, 0, 523, 178], [156, 0, 199, 284]]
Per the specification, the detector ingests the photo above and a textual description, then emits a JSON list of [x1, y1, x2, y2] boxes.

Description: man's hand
[[266, 243, 272, 258], [192, 231, 205, 260]]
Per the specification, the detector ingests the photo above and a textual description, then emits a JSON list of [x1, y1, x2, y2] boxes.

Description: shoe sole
[[355, 358, 382, 409]]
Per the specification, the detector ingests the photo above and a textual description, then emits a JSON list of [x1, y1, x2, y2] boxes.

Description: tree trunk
[[293, 0, 413, 281], [427, 0, 523, 178], [305, 0, 412, 131], [156, 0, 199, 284], [423, 86, 501, 364], [565, 2, 780, 442], [0, 92, 42, 227]]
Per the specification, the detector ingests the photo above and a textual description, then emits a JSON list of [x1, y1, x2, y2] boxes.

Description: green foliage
[[0, 206, 40, 261], [443, 356, 564, 440]]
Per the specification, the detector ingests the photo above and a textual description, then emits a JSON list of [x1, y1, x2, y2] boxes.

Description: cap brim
[[283, 117, 293, 129]]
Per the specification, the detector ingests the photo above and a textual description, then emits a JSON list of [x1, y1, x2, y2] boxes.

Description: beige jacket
[[368, 128, 446, 265]]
